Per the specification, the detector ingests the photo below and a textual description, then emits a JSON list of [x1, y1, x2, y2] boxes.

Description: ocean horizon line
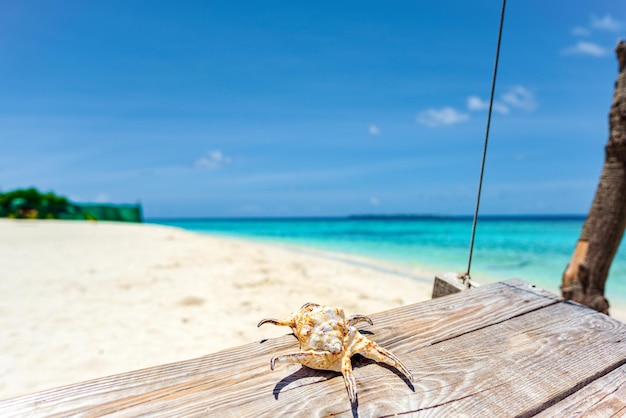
[[147, 214, 587, 222]]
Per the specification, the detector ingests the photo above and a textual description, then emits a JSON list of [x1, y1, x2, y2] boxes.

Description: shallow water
[[151, 216, 626, 308]]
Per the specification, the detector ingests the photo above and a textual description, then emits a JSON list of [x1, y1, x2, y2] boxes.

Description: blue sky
[[1, 1, 625, 218]]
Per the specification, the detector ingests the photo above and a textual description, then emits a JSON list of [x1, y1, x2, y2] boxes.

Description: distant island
[[348, 214, 586, 221], [0, 188, 142, 222]]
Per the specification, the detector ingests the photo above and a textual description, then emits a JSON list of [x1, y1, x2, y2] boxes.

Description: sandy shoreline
[[0, 219, 433, 400]]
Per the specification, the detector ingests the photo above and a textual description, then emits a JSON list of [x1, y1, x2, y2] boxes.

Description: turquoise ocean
[[151, 216, 626, 310]]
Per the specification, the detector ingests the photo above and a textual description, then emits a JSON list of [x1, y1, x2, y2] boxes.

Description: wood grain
[[3, 279, 622, 417], [370, 301, 626, 417], [534, 363, 626, 417]]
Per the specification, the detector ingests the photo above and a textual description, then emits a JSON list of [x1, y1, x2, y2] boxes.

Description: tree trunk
[[562, 40, 626, 314]]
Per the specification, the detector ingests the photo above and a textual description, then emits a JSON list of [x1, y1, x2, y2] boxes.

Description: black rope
[[466, 0, 507, 280]]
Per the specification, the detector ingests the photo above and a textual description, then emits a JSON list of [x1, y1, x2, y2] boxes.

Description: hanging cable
[[466, 0, 507, 280]]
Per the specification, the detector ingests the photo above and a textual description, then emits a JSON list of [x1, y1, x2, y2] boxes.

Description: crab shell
[[258, 303, 413, 403]]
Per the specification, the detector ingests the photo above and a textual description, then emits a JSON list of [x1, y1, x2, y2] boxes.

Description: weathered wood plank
[[353, 301, 626, 417], [228, 299, 626, 417], [0, 280, 565, 417], [432, 273, 466, 298], [535, 362, 626, 417], [431, 272, 479, 298]]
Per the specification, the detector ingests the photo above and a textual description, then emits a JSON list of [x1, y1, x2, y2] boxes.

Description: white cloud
[[562, 41, 609, 57], [368, 124, 381, 135], [467, 96, 486, 111], [501, 86, 537, 111], [564, 15, 621, 57], [571, 26, 591, 36], [369, 196, 380, 206], [195, 150, 233, 170], [93, 192, 111, 203], [422, 87, 535, 128], [591, 14, 623, 32], [417, 107, 469, 127], [467, 95, 509, 114]]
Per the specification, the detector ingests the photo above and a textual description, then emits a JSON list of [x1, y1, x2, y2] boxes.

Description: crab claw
[[300, 302, 321, 310], [347, 314, 373, 326], [257, 318, 280, 327]]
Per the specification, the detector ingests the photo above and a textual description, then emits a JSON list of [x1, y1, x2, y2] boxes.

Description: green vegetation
[[0, 188, 71, 219], [0, 188, 142, 222]]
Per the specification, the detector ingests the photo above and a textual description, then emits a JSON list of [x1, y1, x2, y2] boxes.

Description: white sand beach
[[0, 219, 434, 400]]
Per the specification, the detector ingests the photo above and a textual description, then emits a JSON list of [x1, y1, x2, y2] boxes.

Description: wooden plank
[[534, 362, 626, 417], [351, 301, 626, 417], [0, 280, 563, 417], [432, 274, 465, 298], [233, 300, 626, 417], [431, 272, 479, 298]]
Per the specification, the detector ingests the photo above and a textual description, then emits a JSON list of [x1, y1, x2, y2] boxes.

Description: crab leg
[[347, 327, 414, 382], [347, 314, 373, 327], [257, 302, 321, 328], [340, 351, 358, 403], [257, 317, 295, 328]]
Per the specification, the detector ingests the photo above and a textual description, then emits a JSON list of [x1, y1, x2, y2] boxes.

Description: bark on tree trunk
[[562, 40, 626, 314]]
